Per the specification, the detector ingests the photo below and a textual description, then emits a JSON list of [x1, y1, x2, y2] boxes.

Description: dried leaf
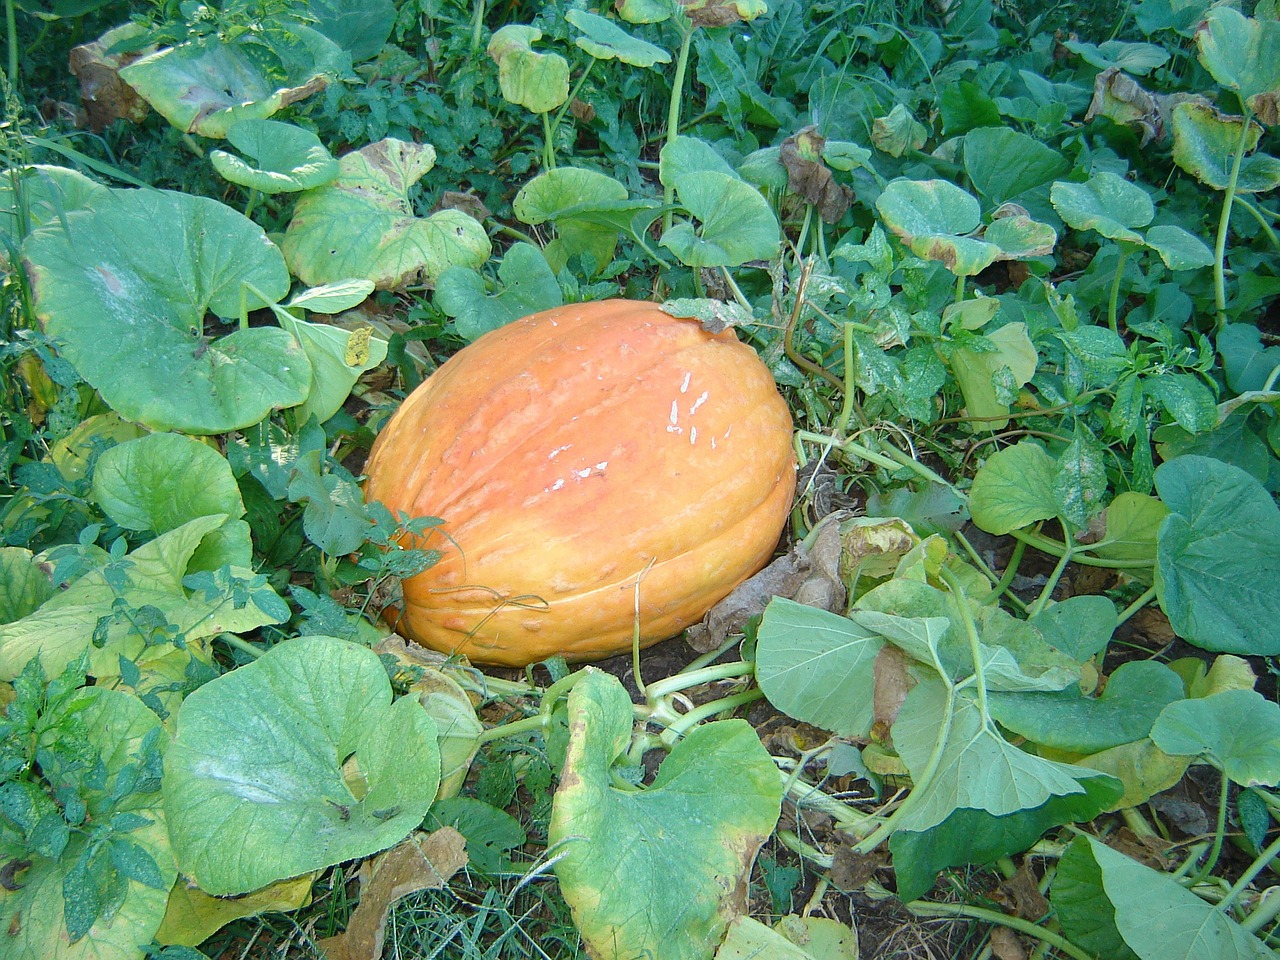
[[872, 644, 914, 738], [779, 127, 852, 224], [70, 29, 152, 132], [989, 927, 1027, 960], [317, 828, 467, 960], [998, 861, 1049, 921], [829, 835, 887, 891]]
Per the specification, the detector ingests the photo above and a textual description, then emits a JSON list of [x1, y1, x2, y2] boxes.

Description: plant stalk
[[1213, 113, 1255, 331]]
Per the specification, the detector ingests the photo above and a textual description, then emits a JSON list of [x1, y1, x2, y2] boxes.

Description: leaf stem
[[1219, 817, 1280, 917], [904, 900, 1096, 960], [941, 565, 989, 720], [1213, 112, 1255, 331], [1183, 770, 1231, 888], [661, 17, 694, 234], [1114, 584, 1157, 628], [1026, 530, 1075, 618], [1107, 243, 1133, 334], [216, 632, 266, 659], [476, 712, 547, 745], [1006, 527, 1156, 571]]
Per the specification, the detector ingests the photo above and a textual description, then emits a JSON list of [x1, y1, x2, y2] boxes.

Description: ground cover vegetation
[[2, 0, 1280, 957]]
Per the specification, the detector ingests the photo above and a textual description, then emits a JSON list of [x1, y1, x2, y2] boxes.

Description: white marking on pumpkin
[[550, 479, 565, 491], [595, 461, 608, 470], [711, 436, 717, 449], [669, 401, 678, 426], [574, 468, 592, 479], [680, 371, 692, 393], [548, 444, 571, 459], [690, 427, 697, 444], [689, 391, 709, 415]]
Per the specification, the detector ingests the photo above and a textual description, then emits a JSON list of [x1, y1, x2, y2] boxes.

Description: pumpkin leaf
[[947, 323, 1039, 430], [210, 119, 339, 194], [1150, 690, 1280, 786], [658, 136, 780, 267], [306, 0, 397, 63], [566, 10, 670, 67], [549, 668, 782, 960], [282, 138, 491, 290], [435, 242, 563, 341], [1050, 172, 1152, 243], [1170, 101, 1280, 193], [875, 178, 998, 276], [1154, 456, 1280, 655], [964, 127, 1070, 207], [1055, 836, 1274, 960], [164, 635, 441, 895], [156, 874, 316, 948], [487, 25, 569, 114], [24, 188, 310, 434], [755, 598, 883, 739], [119, 27, 345, 138], [0, 547, 56, 625], [1195, 6, 1280, 123]]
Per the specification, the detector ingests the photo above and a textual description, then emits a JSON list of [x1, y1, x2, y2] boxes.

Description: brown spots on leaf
[[780, 127, 852, 224]]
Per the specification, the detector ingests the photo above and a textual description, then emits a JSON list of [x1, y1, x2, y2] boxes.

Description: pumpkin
[[362, 299, 795, 666]]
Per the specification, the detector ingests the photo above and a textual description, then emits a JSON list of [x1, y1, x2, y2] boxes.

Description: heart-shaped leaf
[[1155, 456, 1280, 654], [1170, 100, 1280, 194], [549, 668, 782, 960], [1195, 7, 1280, 123], [1050, 172, 1152, 243], [876, 178, 1000, 276], [282, 139, 491, 290], [119, 26, 344, 137], [164, 635, 441, 895], [755, 598, 883, 739], [566, 10, 670, 67], [210, 119, 339, 193], [24, 188, 310, 434], [1150, 689, 1280, 786], [487, 25, 569, 114], [435, 242, 563, 341]]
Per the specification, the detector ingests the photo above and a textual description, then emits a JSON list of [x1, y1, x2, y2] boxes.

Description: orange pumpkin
[[362, 299, 795, 666]]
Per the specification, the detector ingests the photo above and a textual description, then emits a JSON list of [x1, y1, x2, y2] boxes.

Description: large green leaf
[[948, 323, 1039, 430], [890, 679, 1115, 834], [274, 310, 387, 425], [1150, 689, 1280, 786], [967, 442, 1059, 537], [0, 516, 285, 682], [210, 119, 339, 193], [1057, 836, 1274, 960], [307, 0, 396, 63], [164, 635, 441, 895], [549, 669, 782, 960], [963, 127, 1070, 207], [24, 188, 310, 434], [1171, 101, 1280, 194], [988, 661, 1185, 754], [92, 432, 244, 535], [119, 27, 343, 138], [875, 178, 997, 276], [0, 688, 175, 960], [755, 598, 883, 739], [566, 10, 671, 67], [1195, 7, 1280, 123], [0, 547, 55, 624], [1154, 456, 1280, 654], [435, 242, 563, 341], [0, 164, 109, 249], [487, 25, 569, 114], [282, 139, 491, 290], [1050, 172, 1151, 243]]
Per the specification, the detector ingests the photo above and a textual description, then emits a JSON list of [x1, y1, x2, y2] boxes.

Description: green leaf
[[1064, 38, 1170, 75], [1052, 837, 1140, 960], [427, 797, 524, 874], [287, 454, 371, 556], [164, 635, 441, 895], [1155, 456, 1280, 654], [0, 547, 56, 625], [1092, 492, 1168, 566], [1219, 323, 1280, 392], [1195, 7, 1280, 123], [1029, 595, 1118, 662], [285, 279, 376, 314], [487, 25, 569, 114], [939, 80, 1001, 137], [875, 179, 998, 276], [307, 0, 396, 63], [988, 661, 1185, 754], [565, 10, 670, 67], [659, 170, 780, 266], [1050, 173, 1152, 243], [1143, 373, 1218, 434], [969, 441, 1059, 535], [871, 103, 927, 157], [91, 433, 245, 535], [411, 669, 484, 801], [890, 775, 1123, 903], [24, 188, 309, 434], [0, 516, 283, 681], [952, 324, 1039, 428], [549, 669, 782, 960], [119, 27, 343, 138], [435, 243, 563, 341], [984, 215, 1057, 261], [282, 139, 491, 290], [1061, 836, 1274, 960], [0, 688, 175, 960], [755, 598, 883, 739], [1170, 101, 1280, 194], [274, 313, 388, 425], [890, 679, 1120, 833], [1053, 426, 1108, 529], [210, 119, 339, 193], [1150, 690, 1280, 786], [0, 164, 110, 246], [1142, 224, 1213, 270], [156, 874, 315, 948]]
